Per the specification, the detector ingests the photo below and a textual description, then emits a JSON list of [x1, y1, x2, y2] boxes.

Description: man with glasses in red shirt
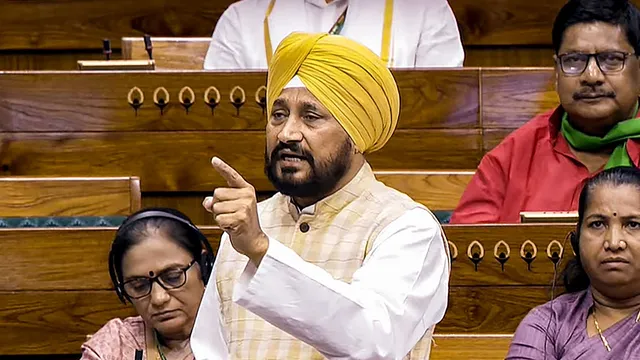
[[452, 0, 640, 224]]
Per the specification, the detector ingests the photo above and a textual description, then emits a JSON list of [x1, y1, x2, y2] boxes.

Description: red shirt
[[450, 107, 640, 224]]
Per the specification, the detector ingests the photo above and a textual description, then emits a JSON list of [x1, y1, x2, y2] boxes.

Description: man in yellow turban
[[191, 32, 450, 360]]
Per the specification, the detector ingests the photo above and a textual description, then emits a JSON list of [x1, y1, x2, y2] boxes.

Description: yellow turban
[[266, 32, 400, 154]]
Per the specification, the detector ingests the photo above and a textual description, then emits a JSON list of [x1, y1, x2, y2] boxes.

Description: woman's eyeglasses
[[556, 51, 636, 76], [121, 260, 196, 299]]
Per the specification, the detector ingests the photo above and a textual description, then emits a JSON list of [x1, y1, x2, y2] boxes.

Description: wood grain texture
[[0, 289, 526, 355], [144, 170, 476, 224], [394, 69, 479, 129], [5, 0, 640, 50], [465, 47, 554, 67], [0, 177, 140, 216], [482, 68, 559, 128], [0, 70, 478, 132], [0, 51, 112, 71], [451, 0, 640, 46], [0, 227, 222, 291], [0, 224, 573, 291], [122, 37, 210, 70], [0, 225, 572, 354], [440, 286, 553, 333], [445, 224, 575, 286], [0, 130, 483, 192], [0, 72, 268, 132], [450, 0, 562, 46], [142, 192, 230, 225], [431, 334, 512, 360], [0, 0, 227, 51], [483, 129, 517, 153], [0, 290, 135, 355], [375, 171, 474, 210]]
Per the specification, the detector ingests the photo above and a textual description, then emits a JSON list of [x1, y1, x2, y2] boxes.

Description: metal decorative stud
[[493, 240, 511, 272], [448, 241, 459, 263], [127, 86, 144, 116], [520, 240, 538, 271], [547, 240, 565, 272], [230, 86, 246, 116], [255, 85, 267, 115], [153, 87, 170, 115], [467, 240, 485, 272], [204, 86, 221, 115], [178, 86, 195, 114]]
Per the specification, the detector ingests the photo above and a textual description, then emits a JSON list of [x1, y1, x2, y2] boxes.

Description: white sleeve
[[415, 0, 465, 67], [233, 207, 450, 360], [203, 5, 246, 70], [190, 239, 230, 360]]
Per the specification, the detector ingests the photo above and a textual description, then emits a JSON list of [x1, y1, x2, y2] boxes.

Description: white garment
[[203, 0, 464, 69], [190, 207, 450, 359]]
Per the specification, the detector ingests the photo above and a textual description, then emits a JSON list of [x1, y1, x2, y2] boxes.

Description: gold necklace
[[593, 309, 612, 352]]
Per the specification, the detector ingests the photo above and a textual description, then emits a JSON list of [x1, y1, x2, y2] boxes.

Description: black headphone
[[109, 209, 215, 304], [570, 227, 581, 261]]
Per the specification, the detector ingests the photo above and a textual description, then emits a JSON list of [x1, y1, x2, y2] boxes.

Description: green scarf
[[560, 102, 640, 169]]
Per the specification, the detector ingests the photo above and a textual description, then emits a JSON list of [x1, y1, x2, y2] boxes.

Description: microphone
[[144, 34, 153, 60], [102, 39, 112, 61]]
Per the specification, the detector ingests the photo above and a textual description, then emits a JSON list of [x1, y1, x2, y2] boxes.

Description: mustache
[[573, 88, 616, 100], [270, 142, 314, 164]]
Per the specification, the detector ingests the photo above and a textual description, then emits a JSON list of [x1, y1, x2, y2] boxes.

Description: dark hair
[[552, 0, 640, 54], [108, 207, 214, 303], [562, 166, 640, 292]]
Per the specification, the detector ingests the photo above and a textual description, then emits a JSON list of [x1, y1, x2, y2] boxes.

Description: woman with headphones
[[507, 167, 640, 359], [80, 208, 215, 360]]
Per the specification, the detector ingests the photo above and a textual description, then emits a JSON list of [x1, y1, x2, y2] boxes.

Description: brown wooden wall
[[4, 0, 640, 69]]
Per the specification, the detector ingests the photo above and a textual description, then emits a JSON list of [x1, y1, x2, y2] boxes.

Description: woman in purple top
[[507, 166, 640, 359]]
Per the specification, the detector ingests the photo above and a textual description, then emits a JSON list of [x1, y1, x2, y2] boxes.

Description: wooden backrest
[[0, 68, 555, 224], [0, 177, 141, 216], [0, 224, 571, 355], [5, 0, 640, 70], [122, 37, 211, 70], [431, 334, 513, 360], [0, 227, 222, 355], [0, 68, 555, 189], [375, 171, 474, 210]]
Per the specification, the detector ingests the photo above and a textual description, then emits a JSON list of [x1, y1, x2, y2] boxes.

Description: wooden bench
[[0, 176, 141, 216], [0, 223, 573, 355], [122, 37, 210, 70], [0, 68, 555, 223], [0, 227, 222, 356], [8, 0, 640, 69], [431, 334, 513, 359], [375, 171, 474, 210], [118, 35, 554, 69]]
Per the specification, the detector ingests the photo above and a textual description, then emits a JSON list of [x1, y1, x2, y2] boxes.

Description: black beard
[[264, 140, 352, 198]]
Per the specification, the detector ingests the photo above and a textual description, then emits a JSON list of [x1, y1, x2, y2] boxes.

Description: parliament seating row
[[0, 224, 573, 356], [8, 0, 640, 69], [0, 172, 471, 229], [431, 334, 514, 360], [0, 177, 140, 217], [0, 68, 555, 223]]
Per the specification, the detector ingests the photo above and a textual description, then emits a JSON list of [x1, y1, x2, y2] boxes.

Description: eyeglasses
[[121, 260, 196, 300], [556, 51, 636, 76]]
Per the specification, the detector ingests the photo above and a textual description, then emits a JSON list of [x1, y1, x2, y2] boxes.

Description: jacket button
[[300, 222, 310, 233]]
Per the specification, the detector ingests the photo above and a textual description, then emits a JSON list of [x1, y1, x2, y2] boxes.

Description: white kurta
[[203, 0, 464, 69], [190, 207, 450, 359]]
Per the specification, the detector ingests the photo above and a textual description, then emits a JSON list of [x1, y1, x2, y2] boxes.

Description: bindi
[[613, 212, 617, 217], [148, 271, 155, 277]]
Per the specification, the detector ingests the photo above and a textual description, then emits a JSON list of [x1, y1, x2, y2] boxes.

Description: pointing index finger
[[211, 157, 251, 188]]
